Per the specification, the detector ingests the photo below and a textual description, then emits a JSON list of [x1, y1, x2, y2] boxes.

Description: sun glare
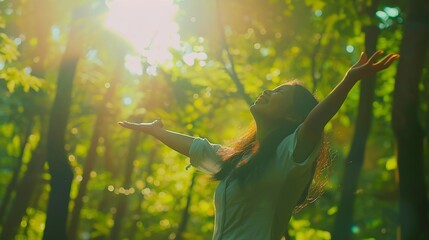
[[105, 0, 180, 66]]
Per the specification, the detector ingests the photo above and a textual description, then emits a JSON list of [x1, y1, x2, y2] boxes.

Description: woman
[[119, 50, 399, 239]]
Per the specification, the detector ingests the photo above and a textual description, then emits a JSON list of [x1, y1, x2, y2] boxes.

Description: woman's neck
[[255, 118, 298, 143], [255, 123, 279, 143]]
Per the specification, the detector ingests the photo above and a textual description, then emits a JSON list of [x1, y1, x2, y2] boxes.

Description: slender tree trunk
[[161, 74, 222, 240], [22, 176, 47, 237], [331, 3, 380, 238], [103, 129, 117, 176], [67, 118, 104, 240], [1, 133, 47, 239], [175, 171, 197, 240], [1, 116, 49, 240], [91, 129, 119, 240], [68, 58, 123, 240], [91, 119, 122, 240], [0, 121, 33, 223], [127, 148, 158, 240], [42, 10, 83, 240], [67, 94, 110, 240], [109, 130, 142, 240], [392, 0, 429, 239], [91, 188, 115, 240]]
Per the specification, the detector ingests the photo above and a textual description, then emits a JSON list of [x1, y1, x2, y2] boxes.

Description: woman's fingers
[[359, 52, 368, 64], [348, 50, 399, 79], [383, 54, 400, 67], [376, 53, 395, 65], [367, 50, 384, 64], [373, 54, 400, 70], [118, 121, 140, 130], [118, 121, 127, 127], [352, 52, 367, 68], [118, 120, 163, 132]]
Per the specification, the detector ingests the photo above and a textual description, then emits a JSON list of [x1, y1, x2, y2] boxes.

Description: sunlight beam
[[105, 0, 180, 65]]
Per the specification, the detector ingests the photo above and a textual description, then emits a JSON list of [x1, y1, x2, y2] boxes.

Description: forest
[[0, 0, 428, 239]]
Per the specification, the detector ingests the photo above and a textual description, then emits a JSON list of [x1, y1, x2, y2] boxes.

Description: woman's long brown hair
[[213, 82, 330, 212]]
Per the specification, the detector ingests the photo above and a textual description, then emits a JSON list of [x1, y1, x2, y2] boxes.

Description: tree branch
[[215, 0, 253, 106]]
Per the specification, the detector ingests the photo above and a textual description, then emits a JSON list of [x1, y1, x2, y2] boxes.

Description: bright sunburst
[[105, 0, 180, 65]]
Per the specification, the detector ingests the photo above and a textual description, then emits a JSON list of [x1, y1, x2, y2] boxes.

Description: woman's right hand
[[118, 119, 164, 135], [119, 119, 194, 157], [346, 50, 399, 82]]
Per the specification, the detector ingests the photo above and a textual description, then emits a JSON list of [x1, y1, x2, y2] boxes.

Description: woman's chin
[[250, 104, 261, 115], [250, 103, 257, 111]]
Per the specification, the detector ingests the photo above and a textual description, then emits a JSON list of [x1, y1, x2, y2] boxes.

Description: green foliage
[[0, 67, 43, 92], [0, 32, 19, 62], [0, 0, 427, 239], [0, 16, 43, 93]]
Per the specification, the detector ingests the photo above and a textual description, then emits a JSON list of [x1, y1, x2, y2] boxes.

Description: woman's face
[[250, 85, 296, 125]]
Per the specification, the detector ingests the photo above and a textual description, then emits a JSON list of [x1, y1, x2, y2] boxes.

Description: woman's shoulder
[[276, 125, 301, 156]]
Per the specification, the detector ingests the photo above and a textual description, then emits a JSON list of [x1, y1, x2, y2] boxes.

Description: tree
[[68, 34, 127, 240], [127, 148, 159, 240], [331, 2, 380, 239], [42, 9, 83, 240], [391, 0, 429, 239], [109, 123, 142, 240], [0, 120, 33, 222], [1, 0, 424, 239], [174, 171, 197, 240]]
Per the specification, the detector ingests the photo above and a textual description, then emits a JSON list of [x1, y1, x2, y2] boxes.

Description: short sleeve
[[189, 138, 223, 175], [276, 124, 322, 172]]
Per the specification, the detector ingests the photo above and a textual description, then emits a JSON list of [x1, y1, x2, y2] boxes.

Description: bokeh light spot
[[315, 10, 323, 17], [123, 97, 132, 105]]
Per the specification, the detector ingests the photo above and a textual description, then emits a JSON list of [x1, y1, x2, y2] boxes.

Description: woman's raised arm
[[118, 119, 195, 157], [293, 50, 399, 162]]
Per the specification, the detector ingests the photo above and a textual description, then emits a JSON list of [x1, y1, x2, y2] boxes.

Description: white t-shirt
[[189, 126, 322, 240]]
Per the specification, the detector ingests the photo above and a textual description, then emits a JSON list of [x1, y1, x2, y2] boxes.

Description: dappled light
[[105, 0, 180, 64]]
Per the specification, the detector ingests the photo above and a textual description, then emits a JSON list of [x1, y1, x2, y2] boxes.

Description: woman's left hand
[[346, 50, 400, 81]]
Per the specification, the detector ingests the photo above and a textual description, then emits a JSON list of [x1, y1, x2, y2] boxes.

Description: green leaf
[[0, 33, 20, 62], [0, 68, 43, 93], [385, 157, 397, 171]]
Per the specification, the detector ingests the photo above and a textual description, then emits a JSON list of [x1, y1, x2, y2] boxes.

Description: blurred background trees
[[0, 0, 427, 239]]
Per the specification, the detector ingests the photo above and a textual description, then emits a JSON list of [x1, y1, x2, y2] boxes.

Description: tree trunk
[[109, 130, 142, 240], [22, 175, 47, 237], [392, 0, 429, 239], [91, 128, 120, 240], [0, 135, 47, 240], [91, 117, 123, 240], [68, 57, 123, 240], [42, 10, 83, 240], [331, 2, 380, 238], [103, 129, 118, 177], [175, 171, 197, 240], [0, 121, 33, 223], [127, 148, 158, 240]]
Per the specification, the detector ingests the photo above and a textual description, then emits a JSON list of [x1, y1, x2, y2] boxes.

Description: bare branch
[[215, 0, 254, 106]]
